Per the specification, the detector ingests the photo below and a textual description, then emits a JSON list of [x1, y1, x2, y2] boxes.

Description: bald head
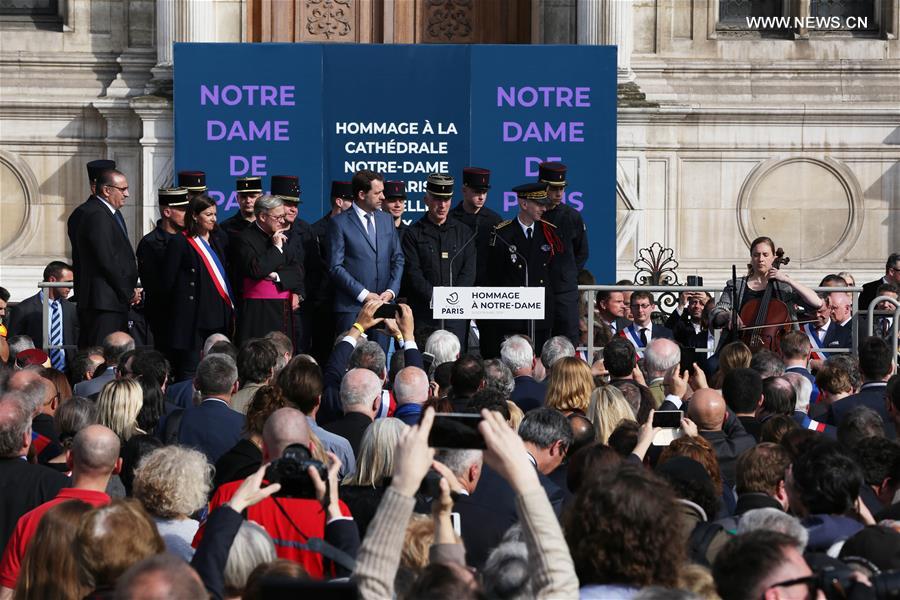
[[262, 407, 311, 459], [567, 413, 596, 455], [72, 424, 121, 475], [115, 553, 206, 600], [102, 331, 135, 366], [688, 388, 726, 431], [393, 367, 429, 406], [643, 338, 681, 379], [340, 368, 382, 416]]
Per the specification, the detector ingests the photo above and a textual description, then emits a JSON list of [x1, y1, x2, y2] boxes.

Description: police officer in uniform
[[220, 176, 263, 240], [136, 187, 189, 353], [485, 183, 564, 358], [402, 174, 476, 347], [538, 162, 587, 347], [177, 171, 208, 201], [308, 181, 353, 363], [383, 181, 410, 242], [448, 167, 501, 356]]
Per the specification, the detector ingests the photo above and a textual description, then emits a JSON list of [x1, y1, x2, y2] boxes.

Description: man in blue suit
[[177, 353, 244, 464], [327, 170, 404, 352]]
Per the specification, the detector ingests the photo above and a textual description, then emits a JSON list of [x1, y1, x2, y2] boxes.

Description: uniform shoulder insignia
[[539, 219, 557, 228], [495, 220, 513, 229]]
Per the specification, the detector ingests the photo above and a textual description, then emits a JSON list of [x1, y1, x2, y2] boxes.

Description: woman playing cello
[[710, 236, 822, 353]]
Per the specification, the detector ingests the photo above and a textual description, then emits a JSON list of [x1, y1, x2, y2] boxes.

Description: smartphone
[[373, 303, 400, 319], [652, 410, 683, 428], [679, 347, 697, 376], [652, 410, 684, 447], [427, 413, 486, 449], [422, 351, 435, 373]]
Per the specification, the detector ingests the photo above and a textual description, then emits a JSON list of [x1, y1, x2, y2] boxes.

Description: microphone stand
[[490, 228, 534, 342], [444, 225, 480, 331]]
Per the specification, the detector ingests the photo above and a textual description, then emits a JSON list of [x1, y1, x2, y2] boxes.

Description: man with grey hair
[[177, 354, 244, 463], [643, 338, 681, 407], [234, 194, 304, 342], [324, 368, 382, 456], [72, 330, 135, 399], [540, 336, 575, 371], [425, 329, 461, 368], [0, 425, 120, 591], [483, 359, 515, 398], [114, 553, 206, 600], [503, 335, 546, 412], [392, 366, 429, 426], [0, 390, 67, 553], [6, 336, 35, 367], [435, 449, 483, 495]]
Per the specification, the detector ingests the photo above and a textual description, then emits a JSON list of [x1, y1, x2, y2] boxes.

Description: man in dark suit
[[596, 290, 632, 336], [0, 390, 68, 551], [327, 170, 404, 353], [322, 368, 380, 457], [69, 169, 139, 347], [8, 261, 78, 373], [825, 336, 895, 439], [176, 354, 244, 464], [448, 409, 567, 569], [859, 253, 900, 311], [500, 335, 546, 412], [621, 290, 674, 356]]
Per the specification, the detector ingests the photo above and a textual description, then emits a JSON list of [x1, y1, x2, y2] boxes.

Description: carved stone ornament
[[307, 0, 352, 39], [426, 0, 473, 41]]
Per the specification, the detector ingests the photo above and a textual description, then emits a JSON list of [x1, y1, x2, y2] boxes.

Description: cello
[[738, 248, 793, 354]]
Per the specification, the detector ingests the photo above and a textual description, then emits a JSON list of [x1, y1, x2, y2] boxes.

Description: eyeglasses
[[764, 575, 817, 599], [104, 184, 129, 192], [268, 213, 287, 221]]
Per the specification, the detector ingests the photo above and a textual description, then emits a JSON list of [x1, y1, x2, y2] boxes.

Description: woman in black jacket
[[162, 195, 234, 380]]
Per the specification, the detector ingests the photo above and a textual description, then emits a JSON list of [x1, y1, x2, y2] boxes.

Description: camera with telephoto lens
[[815, 565, 900, 600], [264, 444, 327, 499]]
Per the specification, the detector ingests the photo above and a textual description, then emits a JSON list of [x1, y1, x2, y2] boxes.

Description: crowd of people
[[0, 158, 899, 599]]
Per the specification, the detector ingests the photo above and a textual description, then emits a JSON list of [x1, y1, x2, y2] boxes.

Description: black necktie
[[640, 328, 648, 346], [114, 210, 128, 236], [526, 227, 533, 240]]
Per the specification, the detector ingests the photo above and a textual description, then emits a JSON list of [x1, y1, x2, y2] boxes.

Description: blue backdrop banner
[[174, 43, 616, 281]]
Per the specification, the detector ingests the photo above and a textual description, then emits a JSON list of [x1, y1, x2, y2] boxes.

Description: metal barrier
[[864, 296, 900, 370], [37, 282, 76, 353], [577, 284, 863, 364]]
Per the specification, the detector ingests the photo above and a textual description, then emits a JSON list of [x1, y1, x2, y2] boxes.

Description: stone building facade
[[1, 0, 897, 301]]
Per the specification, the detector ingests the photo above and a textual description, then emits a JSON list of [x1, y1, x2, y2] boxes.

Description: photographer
[[351, 408, 578, 599], [193, 407, 359, 579]]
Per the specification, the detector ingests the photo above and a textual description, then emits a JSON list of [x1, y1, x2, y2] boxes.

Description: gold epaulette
[[495, 220, 513, 230], [539, 219, 557, 228]]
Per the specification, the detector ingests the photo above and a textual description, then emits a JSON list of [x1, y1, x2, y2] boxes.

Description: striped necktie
[[49, 300, 64, 371]]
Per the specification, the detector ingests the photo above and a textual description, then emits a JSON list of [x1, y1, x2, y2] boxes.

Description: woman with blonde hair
[[545, 356, 594, 415], [133, 445, 212, 561], [340, 417, 408, 538], [709, 341, 752, 389], [586, 384, 636, 444], [96, 378, 145, 442]]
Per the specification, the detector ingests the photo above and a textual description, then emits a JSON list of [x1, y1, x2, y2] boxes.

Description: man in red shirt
[[194, 407, 355, 578], [0, 424, 120, 593]]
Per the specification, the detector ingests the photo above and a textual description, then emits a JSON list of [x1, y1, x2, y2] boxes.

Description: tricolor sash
[[798, 413, 827, 433], [621, 324, 646, 356], [802, 323, 825, 361], [185, 234, 234, 309]]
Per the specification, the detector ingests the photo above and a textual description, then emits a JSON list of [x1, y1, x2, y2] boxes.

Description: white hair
[[340, 368, 383, 410], [393, 367, 429, 406], [425, 330, 461, 367], [783, 371, 813, 414], [540, 336, 575, 369], [224, 521, 277, 595], [737, 508, 808, 550], [435, 449, 482, 478], [643, 338, 680, 379], [500, 336, 533, 372]]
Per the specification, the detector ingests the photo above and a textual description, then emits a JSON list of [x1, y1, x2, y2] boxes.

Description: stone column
[[147, 0, 216, 95], [131, 96, 175, 237], [577, 0, 634, 83]]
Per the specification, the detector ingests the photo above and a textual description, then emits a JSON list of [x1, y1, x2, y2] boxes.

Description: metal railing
[[37, 282, 75, 353], [865, 296, 900, 370], [577, 284, 865, 365]]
